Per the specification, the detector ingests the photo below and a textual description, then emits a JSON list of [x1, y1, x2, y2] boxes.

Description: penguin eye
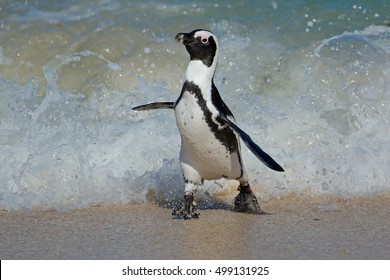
[[201, 37, 208, 44]]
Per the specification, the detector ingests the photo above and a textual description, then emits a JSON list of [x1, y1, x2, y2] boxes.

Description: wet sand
[[1, 195, 389, 259]]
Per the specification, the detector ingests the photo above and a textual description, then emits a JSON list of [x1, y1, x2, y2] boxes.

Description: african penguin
[[133, 29, 284, 219]]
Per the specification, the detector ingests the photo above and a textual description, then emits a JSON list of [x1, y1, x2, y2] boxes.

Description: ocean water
[[0, 0, 389, 211]]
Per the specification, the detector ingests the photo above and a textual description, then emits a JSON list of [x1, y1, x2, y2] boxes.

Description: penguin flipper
[[132, 102, 175, 111], [220, 115, 284, 172]]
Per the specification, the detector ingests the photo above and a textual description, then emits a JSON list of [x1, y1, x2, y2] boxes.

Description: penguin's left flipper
[[220, 115, 284, 172], [132, 102, 175, 111]]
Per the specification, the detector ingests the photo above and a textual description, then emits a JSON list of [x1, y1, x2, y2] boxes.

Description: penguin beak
[[175, 33, 195, 45]]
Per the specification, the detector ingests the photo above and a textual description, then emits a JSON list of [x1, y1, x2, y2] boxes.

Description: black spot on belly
[[176, 81, 239, 154]]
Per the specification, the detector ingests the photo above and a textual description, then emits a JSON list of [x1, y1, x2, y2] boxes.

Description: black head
[[175, 29, 218, 67]]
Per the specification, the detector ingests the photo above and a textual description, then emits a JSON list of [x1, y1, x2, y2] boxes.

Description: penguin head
[[175, 29, 218, 68]]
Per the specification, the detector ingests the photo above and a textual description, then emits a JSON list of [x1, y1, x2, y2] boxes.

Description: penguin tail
[[132, 102, 175, 111]]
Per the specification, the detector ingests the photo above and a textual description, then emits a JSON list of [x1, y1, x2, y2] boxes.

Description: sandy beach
[[1, 195, 389, 260]]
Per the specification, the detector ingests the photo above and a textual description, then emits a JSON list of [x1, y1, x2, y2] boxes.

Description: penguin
[[133, 29, 284, 219]]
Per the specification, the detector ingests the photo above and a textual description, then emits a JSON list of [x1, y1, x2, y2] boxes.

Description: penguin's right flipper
[[132, 102, 175, 111], [220, 115, 284, 172]]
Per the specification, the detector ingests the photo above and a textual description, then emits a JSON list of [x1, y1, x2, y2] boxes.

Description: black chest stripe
[[176, 81, 239, 154]]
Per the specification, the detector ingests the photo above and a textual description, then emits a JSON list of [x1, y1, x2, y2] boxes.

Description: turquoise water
[[0, 0, 389, 210]]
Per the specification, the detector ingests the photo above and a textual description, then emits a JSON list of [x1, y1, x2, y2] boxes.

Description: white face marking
[[194, 30, 219, 51]]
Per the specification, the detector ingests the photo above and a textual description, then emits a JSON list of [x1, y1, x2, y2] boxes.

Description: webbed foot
[[234, 185, 262, 213], [172, 191, 200, 219]]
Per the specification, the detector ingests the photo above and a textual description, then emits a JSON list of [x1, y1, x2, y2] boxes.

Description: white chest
[[175, 89, 215, 147], [174, 89, 242, 180]]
